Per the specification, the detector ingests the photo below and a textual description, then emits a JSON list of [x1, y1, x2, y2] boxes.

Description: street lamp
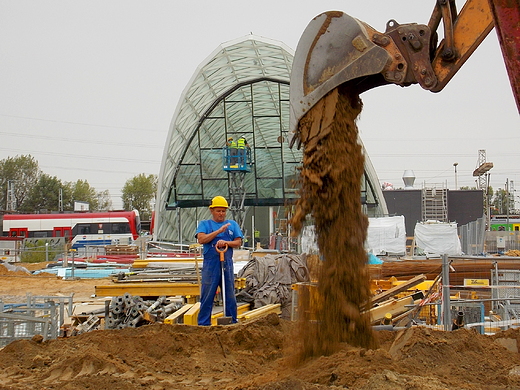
[[453, 162, 458, 190]]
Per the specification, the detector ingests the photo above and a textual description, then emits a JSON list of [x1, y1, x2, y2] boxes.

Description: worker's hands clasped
[[216, 239, 228, 248]]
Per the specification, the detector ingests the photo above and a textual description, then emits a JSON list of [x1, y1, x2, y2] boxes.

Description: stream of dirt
[[291, 86, 376, 359]]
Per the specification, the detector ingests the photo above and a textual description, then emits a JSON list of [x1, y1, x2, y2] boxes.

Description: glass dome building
[[155, 35, 387, 248]]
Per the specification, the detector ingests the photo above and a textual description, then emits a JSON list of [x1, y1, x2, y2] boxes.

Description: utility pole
[[6, 180, 16, 211], [453, 162, 458, 190], [59, 188, 63, 212], [506, 179, 510, 230]]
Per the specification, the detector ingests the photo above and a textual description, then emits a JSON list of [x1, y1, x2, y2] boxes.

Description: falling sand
[[291, 85, 377, 359]]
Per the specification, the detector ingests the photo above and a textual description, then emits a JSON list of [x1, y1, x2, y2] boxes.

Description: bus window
[[112, 223, 130, 234], [77, 224, 91, 234]]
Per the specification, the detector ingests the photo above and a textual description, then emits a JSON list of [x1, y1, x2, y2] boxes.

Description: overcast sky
[[1, 1, 519, 210]]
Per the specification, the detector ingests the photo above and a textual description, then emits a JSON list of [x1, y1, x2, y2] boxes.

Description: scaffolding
[[0, 295, 73, 347], [422, 183, 448, 222]]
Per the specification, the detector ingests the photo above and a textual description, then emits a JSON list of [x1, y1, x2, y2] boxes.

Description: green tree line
[[0, 155, 157, 220]]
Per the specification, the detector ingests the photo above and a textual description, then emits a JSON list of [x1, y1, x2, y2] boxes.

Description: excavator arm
[[290, 0, 520, 146]]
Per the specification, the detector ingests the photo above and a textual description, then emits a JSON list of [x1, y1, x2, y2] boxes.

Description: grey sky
[[1, 1, 518, 210]]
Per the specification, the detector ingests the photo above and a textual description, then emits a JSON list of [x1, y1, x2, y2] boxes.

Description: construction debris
[[104, 293, 182, 329]]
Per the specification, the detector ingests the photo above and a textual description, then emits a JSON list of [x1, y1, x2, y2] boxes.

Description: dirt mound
[[1, 314, 520, 389]]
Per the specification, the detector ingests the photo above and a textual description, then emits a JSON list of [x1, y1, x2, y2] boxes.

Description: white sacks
[[366, 216, 407, 256], [414, 220, 462, 256]]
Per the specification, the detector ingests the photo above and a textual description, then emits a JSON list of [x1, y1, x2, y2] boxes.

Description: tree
[[491, 188, 515, 215], [121, 174, 157, 220], [0, 155, 40, 211], [96, 189, 113, 211], [64, 179, 99, 211], [20, 174, 64, 212]]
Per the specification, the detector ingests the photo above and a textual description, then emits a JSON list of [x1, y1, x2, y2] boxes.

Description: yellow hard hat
[[209, 196, 229, 209], [228, 137, 233, 141]]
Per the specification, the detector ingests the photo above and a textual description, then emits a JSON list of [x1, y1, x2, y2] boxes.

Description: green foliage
[[0, 155, 40, 210], [63, 179, 99, 211], [121, 173, 157, 220], [96, 189, 113, 211], [20, 173, 64, 212], [0, 154, 113, 213], [491, 187, 515, 215], [20, 240, 60, 263]]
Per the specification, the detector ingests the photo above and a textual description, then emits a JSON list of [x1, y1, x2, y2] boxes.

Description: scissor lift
[[222, 147, 251, 230]]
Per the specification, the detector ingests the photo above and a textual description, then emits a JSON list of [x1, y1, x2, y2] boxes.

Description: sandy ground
[[1, 263, 520, 389], [0, 262, 103, 304]]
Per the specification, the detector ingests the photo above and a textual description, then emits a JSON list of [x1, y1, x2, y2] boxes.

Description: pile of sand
[[0, 314, 520, 389]]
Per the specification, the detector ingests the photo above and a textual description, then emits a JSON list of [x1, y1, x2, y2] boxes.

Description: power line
[[0, 113, 165, 133], [1, 147, 161, 164], [0, 130, 163, 149]]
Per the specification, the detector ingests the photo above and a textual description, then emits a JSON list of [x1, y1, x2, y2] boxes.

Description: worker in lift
[[227, 137, 238, 165], [236, 136, 250, 166], [195, 196, 243, 326]]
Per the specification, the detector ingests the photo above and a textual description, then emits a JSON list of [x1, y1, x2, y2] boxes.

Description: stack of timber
[[105, 245, 139, 256], [369, 256, 520, 286]]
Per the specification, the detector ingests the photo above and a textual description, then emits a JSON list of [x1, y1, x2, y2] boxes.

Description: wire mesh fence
[[0, 295, 73, 347]]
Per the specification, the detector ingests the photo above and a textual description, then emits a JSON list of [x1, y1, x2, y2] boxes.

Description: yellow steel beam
[[95, 282, 200, 298], [238, 304, 281, 321], [164, 304, 194, 325], [183, 302, 201, 325]]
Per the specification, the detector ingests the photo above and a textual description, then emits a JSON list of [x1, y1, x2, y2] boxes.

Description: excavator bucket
[[290, 12, 391, 145], [289, 11, 435, 146]]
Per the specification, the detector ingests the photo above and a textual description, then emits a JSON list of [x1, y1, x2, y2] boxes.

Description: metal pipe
[[442, 254, 451, 330]]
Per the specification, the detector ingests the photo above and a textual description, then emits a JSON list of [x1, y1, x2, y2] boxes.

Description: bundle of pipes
[[113, 262, 200, 283], [105, 293, 182, 329]]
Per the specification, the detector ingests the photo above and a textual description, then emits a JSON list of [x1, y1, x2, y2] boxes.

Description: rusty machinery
[[289, 0, 519, 147]]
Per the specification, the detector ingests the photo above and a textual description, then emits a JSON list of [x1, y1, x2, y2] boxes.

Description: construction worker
[[195, 196, 243, 325], [227, 137, 238, 165], [236, 136, 249, 165]]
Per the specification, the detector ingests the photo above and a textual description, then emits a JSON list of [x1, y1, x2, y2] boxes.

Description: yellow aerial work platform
[[94, 282, 201, 298]]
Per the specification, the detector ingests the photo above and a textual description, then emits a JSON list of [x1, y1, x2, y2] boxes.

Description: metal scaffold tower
[[6, 180, 16, 211], [473, 149, 493, 229], [222, 146, 252, 231], [422, 183, 448, 222]]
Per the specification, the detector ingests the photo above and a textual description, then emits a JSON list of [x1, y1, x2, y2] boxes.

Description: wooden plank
[[369, 296, 414, 323], [371, 274, 427, 305]]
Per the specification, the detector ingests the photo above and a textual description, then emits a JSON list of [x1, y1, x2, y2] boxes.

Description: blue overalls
[[196, 219, 241, 326]]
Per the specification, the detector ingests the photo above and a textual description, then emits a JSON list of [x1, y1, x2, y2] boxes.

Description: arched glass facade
[[155, 35, 387, 246]]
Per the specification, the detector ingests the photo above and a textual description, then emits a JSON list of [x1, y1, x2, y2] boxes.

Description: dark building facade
[[383, 189, 484, 236]]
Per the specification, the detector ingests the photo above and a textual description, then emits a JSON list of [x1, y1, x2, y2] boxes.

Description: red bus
[[2, 210, 141, 250]]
